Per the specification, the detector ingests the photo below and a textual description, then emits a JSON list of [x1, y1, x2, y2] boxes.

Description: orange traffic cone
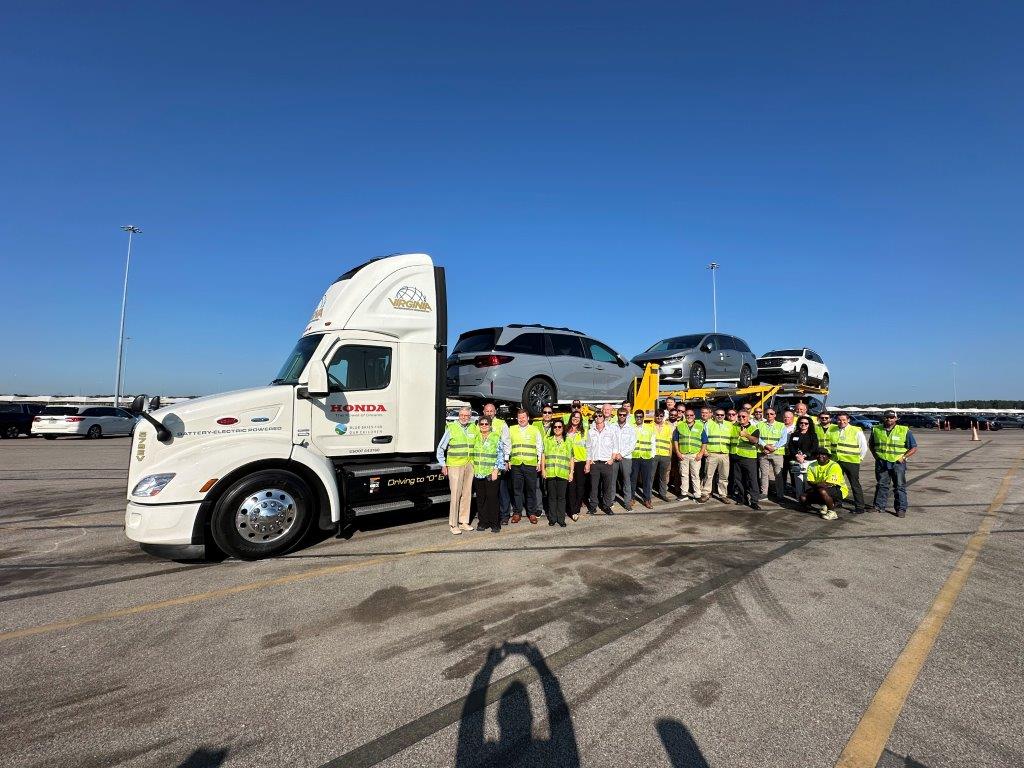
[[971, 424, 980, 441]]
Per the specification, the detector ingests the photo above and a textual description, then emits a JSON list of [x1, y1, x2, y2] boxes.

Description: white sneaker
[[458, 523, 474, 531], [822, 508, 838, 520], [450, 527, 462, 535]]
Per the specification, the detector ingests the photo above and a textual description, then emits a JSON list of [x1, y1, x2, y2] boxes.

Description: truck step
[[345, 462, 442, 478]]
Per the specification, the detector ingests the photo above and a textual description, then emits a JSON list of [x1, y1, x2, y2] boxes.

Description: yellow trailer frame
[[629, 363, 829, 413]]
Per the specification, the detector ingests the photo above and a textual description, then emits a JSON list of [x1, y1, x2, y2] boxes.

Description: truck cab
[[125, 253, 449, 559]]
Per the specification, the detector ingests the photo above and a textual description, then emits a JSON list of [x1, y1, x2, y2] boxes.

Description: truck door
[[308, 340, 400, 457]]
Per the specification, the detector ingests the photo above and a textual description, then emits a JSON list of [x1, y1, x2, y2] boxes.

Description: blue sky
[[2, 2, 1021, 403]]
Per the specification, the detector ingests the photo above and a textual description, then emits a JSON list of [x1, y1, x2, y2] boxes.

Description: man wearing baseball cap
[[802, 445, 849, 520], [869, 409, 918, 517]]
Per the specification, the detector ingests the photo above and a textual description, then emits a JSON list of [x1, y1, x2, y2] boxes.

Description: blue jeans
[[498, 471, 511, 521], [873, 460, 908, 511], [630, 458, 655, 502]]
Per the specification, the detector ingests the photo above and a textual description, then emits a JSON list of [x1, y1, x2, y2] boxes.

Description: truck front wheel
[[210, 470, 313, 560]]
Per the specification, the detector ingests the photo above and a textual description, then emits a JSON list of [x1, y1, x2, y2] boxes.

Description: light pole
[[115, 226, 141, 407], [707, 262, 720, 332], [952, 362, 958, 410]]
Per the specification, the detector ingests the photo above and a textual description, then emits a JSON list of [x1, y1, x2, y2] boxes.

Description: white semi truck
[[125, 253, 452, 559]]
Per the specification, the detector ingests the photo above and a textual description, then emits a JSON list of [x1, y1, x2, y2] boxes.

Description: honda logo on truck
[[330, 404, 387, 412], [387, 286, 432, 312]]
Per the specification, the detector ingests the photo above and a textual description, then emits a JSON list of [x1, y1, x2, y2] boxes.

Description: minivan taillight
[[473, 354, 514, 368], [66, 416, 84, 422]]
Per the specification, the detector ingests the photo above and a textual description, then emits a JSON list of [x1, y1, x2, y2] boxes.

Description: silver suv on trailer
[[630, 333, 758, 389], [447, 325, 643, 417]]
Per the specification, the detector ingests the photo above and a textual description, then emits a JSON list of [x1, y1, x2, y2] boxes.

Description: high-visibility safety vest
[[472, 432, 502, 476], [532, 419, 555, 439], [734, 425, 759, 459], [759, 420, 785, 456], [632, 424, 655, 460], [704, 421, 733, 454], [444, 421, 477, 467], [543, 437, 573, 480], [509, 424, 541, 466], [872, 425, 910, 463], [806, 459, 849, 498], [833, 425, 862, 464], [676, 422, 704, 455], [655, 423, 674, 457], [727, 423, 740, 454], [821, 425, 839, 454], [566, 429, 588, 461], [814, 422, 827, 444]]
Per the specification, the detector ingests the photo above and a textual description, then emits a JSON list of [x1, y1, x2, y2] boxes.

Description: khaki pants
[[447, 463, 474, 530], [758, 453, 785, 498], [678, 453, 702, 497], [701, 452, 730, 497]]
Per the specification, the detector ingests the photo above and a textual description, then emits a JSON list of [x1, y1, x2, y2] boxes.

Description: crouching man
[[801, 446, 849, 521]]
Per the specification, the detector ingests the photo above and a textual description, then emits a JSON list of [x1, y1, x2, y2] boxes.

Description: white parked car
[[755, 348, 830, 388], [32, 406, 139, 439]]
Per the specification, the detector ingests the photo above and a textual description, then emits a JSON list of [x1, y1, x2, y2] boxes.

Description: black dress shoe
[[476, 525, 487, 531], [558, 521, 567, 527], [750, 503, 761, 511], [490, 526, 501, 533], [604, 509, 615, 515], [548, 519, 556, 526]]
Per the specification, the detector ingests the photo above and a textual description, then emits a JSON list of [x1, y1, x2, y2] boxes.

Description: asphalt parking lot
[[1, 430, 1022, 768]]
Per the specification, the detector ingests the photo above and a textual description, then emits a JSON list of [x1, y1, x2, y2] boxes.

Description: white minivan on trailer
[[125, 253, 450, 559]]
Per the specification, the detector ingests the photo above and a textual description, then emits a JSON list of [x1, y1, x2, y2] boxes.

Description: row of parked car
[[0, 403, 140, 439], [446, 324, 831, 416]]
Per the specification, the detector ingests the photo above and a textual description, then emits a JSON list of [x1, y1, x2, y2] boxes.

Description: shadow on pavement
[[175, 745, 229, 767], [657, 719, 710, 767], [455, 641, 581, 767]]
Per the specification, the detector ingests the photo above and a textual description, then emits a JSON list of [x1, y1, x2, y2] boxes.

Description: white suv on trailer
[[755, 348, 830, 388]]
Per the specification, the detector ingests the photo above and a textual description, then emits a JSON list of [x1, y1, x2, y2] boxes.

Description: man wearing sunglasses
[[585, 412, 617, 515], [869, 410, 918, 517], [532, 405, 557, 516], [700, 409, 733, 503]]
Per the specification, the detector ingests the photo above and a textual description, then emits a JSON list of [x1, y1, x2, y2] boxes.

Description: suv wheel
[[797, 366, 808, 385], [820, 373, 829, 389], [688, 362, 706, 389], [2, 425, 19, 439], [739, 365, 753, 388], [522, 377, 555, 418], [87, 425, 103, 439]]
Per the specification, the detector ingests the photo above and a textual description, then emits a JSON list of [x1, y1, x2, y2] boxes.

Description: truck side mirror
[[149, 396, 161, 411], [307, 361, 330, 398], [129, 395, 145, 414]]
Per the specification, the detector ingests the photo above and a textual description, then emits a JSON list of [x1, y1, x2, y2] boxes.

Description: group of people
[[436, 396, 918, 534]]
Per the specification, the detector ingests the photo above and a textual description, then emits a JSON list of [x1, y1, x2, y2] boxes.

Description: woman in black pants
[[471, 418, 503, 533], [784, 416, 819, 500], [565, 411, 588, 522], [541, 421, 573, 527]]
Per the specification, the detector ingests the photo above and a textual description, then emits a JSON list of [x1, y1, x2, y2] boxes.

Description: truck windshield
[[273, 334, 325, 384]]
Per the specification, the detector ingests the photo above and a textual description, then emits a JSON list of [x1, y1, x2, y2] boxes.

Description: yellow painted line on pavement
[[835, 448, 1024, 768], [0, 509, 555, 643]]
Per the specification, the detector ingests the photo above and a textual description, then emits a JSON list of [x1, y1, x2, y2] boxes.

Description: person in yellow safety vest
[[733, 410, 763, 509], [508, 408, 544, 525], [725, 408, 742, 502], [652, 412, 675, 502], [869, 410, 918, 518], [471, 417, 504, 533], [815, 410, 835, 446], [481, 402, 512, 525], [541, 420, 574, 527], [802, 446, 849, 520], [629, 410, 657, 509], [561, 400, 590, 431], [757, 407, 788, 502], [673, 408, 706, 501], [436, 406, 479, 535], [565, 410, 589, 521], [531, 405, 556, 515], [700, 408, 733, 503], [833, 412, 869, 514]]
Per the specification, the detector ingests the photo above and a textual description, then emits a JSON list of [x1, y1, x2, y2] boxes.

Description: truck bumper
[[125, 500, 201, 545]]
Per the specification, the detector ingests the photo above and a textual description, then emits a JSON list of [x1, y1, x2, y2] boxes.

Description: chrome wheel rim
[[236, 488, 297, 543], [527, 382, 552, 413]]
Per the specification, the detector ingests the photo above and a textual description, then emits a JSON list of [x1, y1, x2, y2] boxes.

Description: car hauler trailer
[[125, 254, 451, 559]]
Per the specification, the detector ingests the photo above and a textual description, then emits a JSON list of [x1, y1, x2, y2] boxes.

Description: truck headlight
[[132, 473, 176, 497]]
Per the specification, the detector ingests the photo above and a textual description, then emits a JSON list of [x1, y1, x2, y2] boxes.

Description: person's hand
[[606, 459, 614, 466], [541, 469, 547, 479], [897, 456, 906, 464], [491, 469, 498, 481], [584, 462, 591, 474], [441, 466, 448, 477], [765, 445, 775, 454], [536, 465, 542, 473]]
